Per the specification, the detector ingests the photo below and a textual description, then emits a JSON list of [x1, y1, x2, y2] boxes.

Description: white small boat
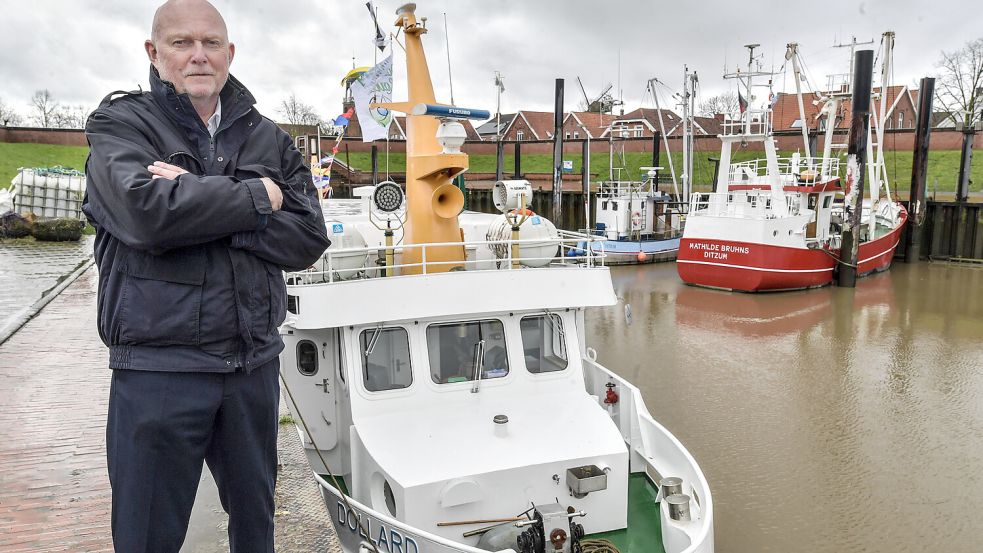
[[584, 175, 683, 264], [277, 5, 713, 553]]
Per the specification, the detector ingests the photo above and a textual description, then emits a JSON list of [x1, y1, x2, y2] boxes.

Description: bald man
[[82, 1, 330, 551]]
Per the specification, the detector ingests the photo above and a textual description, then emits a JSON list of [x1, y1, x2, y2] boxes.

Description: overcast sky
[[1, 0, 979, 124]]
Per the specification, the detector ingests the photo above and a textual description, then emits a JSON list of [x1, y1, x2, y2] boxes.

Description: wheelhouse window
[[360, 327, 412, 392], [520, 314, 568, 374], [427, 320, 509, 384]]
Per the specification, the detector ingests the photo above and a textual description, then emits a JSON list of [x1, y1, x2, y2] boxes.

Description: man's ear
[[145, 40, 158, 64], [228, 42, 235, 65]]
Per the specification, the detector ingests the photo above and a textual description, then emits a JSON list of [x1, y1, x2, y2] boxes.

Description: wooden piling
[[904, 77, 935, 263], [838, 49, 874, 288], [552, 78, 565, 223]]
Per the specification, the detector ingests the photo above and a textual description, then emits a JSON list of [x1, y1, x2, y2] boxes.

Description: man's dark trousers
[[107, 359, 280, 553]]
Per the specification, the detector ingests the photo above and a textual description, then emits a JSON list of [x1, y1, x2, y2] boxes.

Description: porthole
[[384, 480, 397, 516], [296, 340, 318, 376]]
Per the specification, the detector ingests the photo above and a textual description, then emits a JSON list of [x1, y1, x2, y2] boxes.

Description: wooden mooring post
[[838, 49, 874, 288], [552, 78, 564, 223], [904, 77, 935, 263]]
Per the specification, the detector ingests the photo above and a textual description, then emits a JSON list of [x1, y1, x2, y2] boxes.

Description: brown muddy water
[[587, 261, 983, 553]]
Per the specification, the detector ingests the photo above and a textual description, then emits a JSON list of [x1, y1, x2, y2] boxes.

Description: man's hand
[[148, 161, 189, 180], [261, 177, 283, 211]]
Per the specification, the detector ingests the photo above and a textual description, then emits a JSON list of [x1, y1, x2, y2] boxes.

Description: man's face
[[145, 4, 234, 103]]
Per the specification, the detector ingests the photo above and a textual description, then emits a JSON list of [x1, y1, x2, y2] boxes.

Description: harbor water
[[588, 262, 983, 553], [0, 236, 94, 339], [3, 233, 980, 551]]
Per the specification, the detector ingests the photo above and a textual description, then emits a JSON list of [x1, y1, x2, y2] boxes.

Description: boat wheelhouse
[[280, 196, 713, 553]]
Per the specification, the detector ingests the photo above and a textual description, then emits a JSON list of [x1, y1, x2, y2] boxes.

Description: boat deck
[[319, 472, 666, 552], [585, 473, 665, 553]]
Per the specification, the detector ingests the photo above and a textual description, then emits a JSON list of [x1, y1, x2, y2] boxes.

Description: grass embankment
[[345, 149, 981, 195], [1, 142, 979, 196], [0, 143, 89, 190]]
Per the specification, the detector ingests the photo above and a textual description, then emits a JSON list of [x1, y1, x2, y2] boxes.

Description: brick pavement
[[0, 268, 340, 552], [0, 268, 112, 552]]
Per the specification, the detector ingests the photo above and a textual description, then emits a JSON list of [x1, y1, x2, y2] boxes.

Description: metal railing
[[720, 109, 772, 136], [286, 230, 607, 285], [727, 156, 841, 184]]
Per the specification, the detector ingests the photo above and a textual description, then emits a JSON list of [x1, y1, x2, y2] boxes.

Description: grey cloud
[[0, 0, 979, 123]]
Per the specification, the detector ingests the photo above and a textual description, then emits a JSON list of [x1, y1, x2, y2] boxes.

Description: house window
[[360, 327, 412, 392], [634, 125, 643, 138], [565, 132, 571, 139], [574, 131, 580, 139], [517, 130, 524, 141], [898, 112, 905, 128], [520, 314, 567, 374], [427, 320, 509, 384]]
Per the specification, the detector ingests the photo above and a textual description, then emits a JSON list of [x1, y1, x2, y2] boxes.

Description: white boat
[[677, 38, 906, 292], [585, 174, 684, 264], [277, 5, 713, 553]]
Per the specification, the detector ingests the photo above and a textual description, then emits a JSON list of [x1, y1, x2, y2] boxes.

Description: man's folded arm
[[84, 109, 272, 253], [230, 131, 330, 271]]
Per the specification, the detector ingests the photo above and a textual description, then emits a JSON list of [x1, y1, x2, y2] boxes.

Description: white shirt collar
[[206, 98, 222, 137]]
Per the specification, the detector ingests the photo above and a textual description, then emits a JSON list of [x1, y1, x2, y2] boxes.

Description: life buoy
[[630, 210, 642, 229]]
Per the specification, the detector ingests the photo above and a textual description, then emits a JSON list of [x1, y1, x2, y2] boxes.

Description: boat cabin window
[[808, 194, 818, 209], [520, 314, 568, 374], [823, 196, 832, 208], [611, 201, 619, 210], [427, 320, 509, 384], [359, 327, 413, 392]]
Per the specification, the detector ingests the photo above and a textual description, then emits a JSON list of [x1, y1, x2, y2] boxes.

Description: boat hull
[[317, 474, 485, 553], [677, 208, 907, 292], [584, 237, 680, 265]]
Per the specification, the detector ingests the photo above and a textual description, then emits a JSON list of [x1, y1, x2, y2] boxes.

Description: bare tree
[[277, 93, 321, 126], [698, 91, 739, 117], [30, 89, 61, 128], [935, 37, 983, 127], [54, 104, 92, 129], [0, 97, 22, 126]]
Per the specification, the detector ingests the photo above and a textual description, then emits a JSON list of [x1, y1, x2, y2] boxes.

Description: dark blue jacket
[[83, 68, 330, 373]]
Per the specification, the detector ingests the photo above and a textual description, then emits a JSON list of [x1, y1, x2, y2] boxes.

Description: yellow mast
[[378, 3, 467, 274]]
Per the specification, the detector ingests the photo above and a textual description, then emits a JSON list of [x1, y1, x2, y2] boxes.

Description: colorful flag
[[738, 91, 748, 113], [351, 54, 394, 142], [333, 107, 355, 127]]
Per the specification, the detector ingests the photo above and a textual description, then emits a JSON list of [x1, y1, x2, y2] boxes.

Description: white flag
[[352, 54, 394, 142]]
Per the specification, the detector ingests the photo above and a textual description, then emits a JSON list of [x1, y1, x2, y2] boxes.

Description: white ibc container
[[10, 168, 86, 220]]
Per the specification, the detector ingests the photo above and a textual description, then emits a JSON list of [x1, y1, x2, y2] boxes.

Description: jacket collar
[[149, 66, 257, 134]]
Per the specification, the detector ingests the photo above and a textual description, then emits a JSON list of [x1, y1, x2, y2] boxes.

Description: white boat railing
[[689, 191, 803, 219], [727, 156, 841, 184], [286, 230, 607, 285], [583, 355, 714, 553], [720, 109, 771, 136]]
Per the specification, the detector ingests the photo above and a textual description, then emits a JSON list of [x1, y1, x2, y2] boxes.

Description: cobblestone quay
[[0, 268, 339, 552]]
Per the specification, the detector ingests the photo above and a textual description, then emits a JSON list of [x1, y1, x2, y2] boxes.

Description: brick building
[[769, 85, 918, 134]]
